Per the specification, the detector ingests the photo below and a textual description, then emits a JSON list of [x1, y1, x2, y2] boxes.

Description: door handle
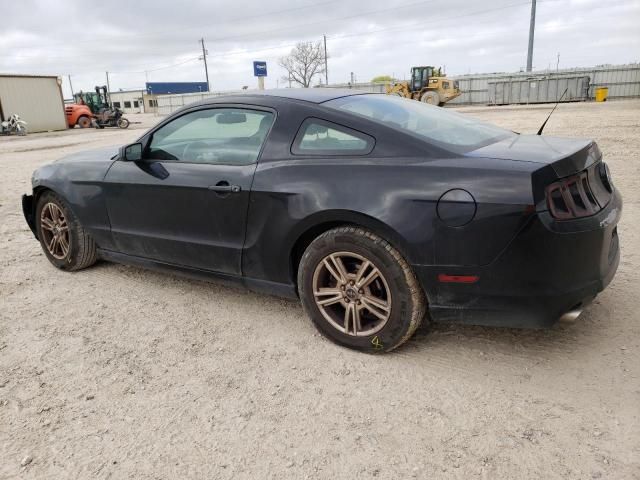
[[208, 182, 241, 193]]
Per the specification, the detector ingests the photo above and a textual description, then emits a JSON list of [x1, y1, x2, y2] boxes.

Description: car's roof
[[189, 88, 373, 108], [243, 88, 371, 103]]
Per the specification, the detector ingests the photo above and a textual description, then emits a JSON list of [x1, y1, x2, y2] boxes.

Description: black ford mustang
[[22, 89, 621, 352]]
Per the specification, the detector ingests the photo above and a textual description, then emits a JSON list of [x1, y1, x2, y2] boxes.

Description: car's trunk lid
[[465, 134, 597, 177]]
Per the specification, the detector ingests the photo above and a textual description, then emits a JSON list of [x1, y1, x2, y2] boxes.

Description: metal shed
[[0, 74, 67, 133]]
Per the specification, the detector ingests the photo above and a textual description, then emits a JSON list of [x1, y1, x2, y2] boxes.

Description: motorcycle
[[1, 114, 27, 135]]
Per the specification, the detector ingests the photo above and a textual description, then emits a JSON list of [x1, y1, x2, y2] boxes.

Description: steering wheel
[[182, 141, 211, 162]]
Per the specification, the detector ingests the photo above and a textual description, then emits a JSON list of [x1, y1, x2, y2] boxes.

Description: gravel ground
[[1, 101, 639, 479]]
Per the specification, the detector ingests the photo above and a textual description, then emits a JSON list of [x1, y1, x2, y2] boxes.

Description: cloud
[[2, 0, 638, 97]]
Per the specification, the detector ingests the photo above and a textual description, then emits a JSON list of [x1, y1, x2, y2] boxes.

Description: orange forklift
[[65, 86, 129, 129]]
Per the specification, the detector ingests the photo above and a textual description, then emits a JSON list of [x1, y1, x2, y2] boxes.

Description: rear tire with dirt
[[421, 91, 440, 106], [298, 227, 426, 353], [35, 191, 97, 271]]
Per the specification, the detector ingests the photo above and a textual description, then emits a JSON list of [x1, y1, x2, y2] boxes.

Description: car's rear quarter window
[[291, 118, 374, 156]]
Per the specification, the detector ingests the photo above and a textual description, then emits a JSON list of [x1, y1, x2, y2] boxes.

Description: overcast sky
[[3, 0, 639, 98]]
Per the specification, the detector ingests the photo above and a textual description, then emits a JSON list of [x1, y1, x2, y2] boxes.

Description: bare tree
[[279, 41, 326, 88]]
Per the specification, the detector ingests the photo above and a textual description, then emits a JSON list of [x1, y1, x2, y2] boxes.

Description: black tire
[[421, 91, 440, 106], [35, 191, 97, 271], [117, 118, 130, 129], [77, 116, 91, 128], [298, 227, 426, 353]]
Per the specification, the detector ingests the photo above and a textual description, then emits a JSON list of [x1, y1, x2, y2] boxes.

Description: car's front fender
[[22, 194, 37, 238]]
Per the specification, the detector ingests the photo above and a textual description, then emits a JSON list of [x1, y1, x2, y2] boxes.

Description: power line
[[108, 57, 201, 75], [95, 2, 630, 77], [3, 0, 631, 79], [204, 0, 443, 44], [4, 0, 574, 62], [202, 1, 534, 61], [1, 0, 440, 59], [5, 0, 343, 51]]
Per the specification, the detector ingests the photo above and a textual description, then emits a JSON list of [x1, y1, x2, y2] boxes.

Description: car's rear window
[[324, 94, 515, 153]]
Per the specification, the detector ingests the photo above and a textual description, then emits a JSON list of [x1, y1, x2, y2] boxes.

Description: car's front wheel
[[76, 115, 91, 128], [298, 227, 426, 353], [35, 191, 97, 271]]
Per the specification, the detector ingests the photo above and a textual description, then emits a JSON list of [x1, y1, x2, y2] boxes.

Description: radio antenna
[[537, 87, 568, 135]]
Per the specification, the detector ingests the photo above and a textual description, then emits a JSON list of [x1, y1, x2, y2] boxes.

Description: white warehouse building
[[108, 89, 145, 114], [107, 89, 159, 114]]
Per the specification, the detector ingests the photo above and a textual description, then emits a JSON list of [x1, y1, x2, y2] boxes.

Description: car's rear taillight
[[546, 171, 600, 220]]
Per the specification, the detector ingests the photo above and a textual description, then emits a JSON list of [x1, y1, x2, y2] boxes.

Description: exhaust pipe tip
[[559, 309, 582, 323]]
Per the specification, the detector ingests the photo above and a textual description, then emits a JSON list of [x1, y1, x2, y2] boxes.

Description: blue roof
[[146, 82, 209, 95]]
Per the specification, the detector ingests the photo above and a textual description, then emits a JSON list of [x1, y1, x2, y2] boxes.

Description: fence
[[322, 64, 640, 105], [155, 64, 640, 114], [156, 90, 245, 115], [449, 64, 639, 105]]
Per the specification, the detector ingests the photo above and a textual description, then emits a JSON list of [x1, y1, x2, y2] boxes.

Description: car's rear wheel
[[298, 227, 426, 353], [36, 191, 97, 271]]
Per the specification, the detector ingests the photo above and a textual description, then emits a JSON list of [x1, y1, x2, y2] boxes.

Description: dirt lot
[[1, 101, 639, 479]]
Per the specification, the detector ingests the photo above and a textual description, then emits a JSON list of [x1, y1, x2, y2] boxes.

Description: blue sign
[[253, 61, 267, 77]]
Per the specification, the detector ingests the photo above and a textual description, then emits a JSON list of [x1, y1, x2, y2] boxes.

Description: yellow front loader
[[386, 66, 461, 106]]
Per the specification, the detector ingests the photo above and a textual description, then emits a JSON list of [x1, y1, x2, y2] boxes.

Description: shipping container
[[488, 75, 590, 105]]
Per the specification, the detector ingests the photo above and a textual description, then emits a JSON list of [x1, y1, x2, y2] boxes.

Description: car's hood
[[54, 145, 119, 164], [33, 145, 120, 188], [465, 134, 596, 177]]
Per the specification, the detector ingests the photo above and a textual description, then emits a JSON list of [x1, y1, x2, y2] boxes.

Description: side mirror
[[122, 142, 142, 161]]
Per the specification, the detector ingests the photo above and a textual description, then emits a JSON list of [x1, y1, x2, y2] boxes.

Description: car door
[[103, 106, 275, 275]]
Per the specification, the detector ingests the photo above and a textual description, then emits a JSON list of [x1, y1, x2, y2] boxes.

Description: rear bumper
[[415, 189, 622, 329]]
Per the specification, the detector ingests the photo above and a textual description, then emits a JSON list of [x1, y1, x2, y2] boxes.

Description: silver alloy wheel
[[312, 251, 392, 336], [40, 202, 70, 260]]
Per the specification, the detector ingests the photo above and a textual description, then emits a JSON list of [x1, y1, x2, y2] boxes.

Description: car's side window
[[146, 108, 274, 165], [292, 118, 374, 155]]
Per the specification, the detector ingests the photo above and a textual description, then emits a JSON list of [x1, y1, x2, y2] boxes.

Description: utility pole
[[67, 75, 74, 99], [105, 71, 112, 107], [323, 35, 329, 86], [526, 0, 536, 72], [200, 38, 210, 92], [556, 52, 560, 71]]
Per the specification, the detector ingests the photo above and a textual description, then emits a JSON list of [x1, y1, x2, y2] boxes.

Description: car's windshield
[[324, 94, 516, 153]]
